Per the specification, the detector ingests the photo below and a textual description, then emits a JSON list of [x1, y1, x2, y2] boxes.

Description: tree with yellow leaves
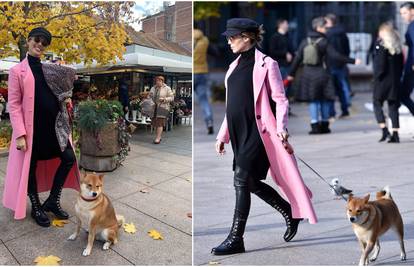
[[0, 2, 136, 65]]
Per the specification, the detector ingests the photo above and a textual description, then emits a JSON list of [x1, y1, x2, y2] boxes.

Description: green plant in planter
[[78, 100, 123, 132], [76, 99, 130, 168]]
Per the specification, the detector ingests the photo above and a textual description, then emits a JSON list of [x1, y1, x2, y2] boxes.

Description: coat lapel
[[21, 58, 35, 96], [253, 49, 267, 105]]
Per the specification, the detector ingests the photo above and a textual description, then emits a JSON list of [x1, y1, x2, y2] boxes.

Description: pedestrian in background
[[372, 23, 404, 143], [399, 2, 414, 116], [287, 17, 360, 134], [269, 18, 295, 80], [194, 28, 214, 135], [150, 76, 174, 144], [213, 18, 317, 256], [325, 13, 353, 119], [118, 79, 129, 117], [269, 18, 296, 115]]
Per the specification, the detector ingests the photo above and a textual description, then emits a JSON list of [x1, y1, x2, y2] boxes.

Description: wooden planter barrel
[[80, 122, 121, 172]]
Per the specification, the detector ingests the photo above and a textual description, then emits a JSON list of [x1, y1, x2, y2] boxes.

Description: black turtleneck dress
[[226, 48, 270, 180], [28, 54, 62, 160]]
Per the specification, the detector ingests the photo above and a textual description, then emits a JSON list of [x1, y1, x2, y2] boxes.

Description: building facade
[[141, 1, 192, 52]]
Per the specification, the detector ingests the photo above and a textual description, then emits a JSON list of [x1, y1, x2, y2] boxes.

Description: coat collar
[[225, 48, 268, 105], [253, 48, 267, 104], [20, 57, 29, 73]]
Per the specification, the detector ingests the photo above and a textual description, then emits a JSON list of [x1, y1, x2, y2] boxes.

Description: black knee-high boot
[[28, 156, 50, 227], [42, 147, 75, 219], [211, 168, 250, 255], [252, 181, 302, 242]]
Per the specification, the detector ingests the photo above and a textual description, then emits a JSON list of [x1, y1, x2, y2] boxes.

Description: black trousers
[[233, 165, 291, 221], [373, 99, 400, 129], [401, 72, 414, 116], [28, 145, 76, 195]]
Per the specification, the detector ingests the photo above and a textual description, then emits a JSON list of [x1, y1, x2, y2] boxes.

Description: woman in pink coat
[[2, 27, 80, 227], [212, 18, 317, 256]]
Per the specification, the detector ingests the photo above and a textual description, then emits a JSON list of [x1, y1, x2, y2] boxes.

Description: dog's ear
[[348, 193, 354, 202], [363, 194, 370, 203], [98, 174, 104, 182]]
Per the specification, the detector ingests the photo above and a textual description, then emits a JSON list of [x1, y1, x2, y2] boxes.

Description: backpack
[[303, 37, 323, 65]]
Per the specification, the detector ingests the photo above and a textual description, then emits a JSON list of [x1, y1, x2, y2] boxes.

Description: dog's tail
[[376, 185, 392, 200], [116, 214, 125, 227]]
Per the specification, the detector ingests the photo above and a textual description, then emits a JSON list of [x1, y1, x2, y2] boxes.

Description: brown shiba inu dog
[[68, 172, 125, 256], [347, 186, 406, 266]]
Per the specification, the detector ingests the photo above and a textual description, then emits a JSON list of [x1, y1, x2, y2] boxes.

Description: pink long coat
[[217, 49, 318, 224], [2, 57, 80, 220]]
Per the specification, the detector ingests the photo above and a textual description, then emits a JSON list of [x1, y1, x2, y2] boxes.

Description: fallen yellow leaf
[[34, 255, 61, 265], [123, 222, 137, 234], [148, 229, 163, 240], [51, 219, 68, 227]]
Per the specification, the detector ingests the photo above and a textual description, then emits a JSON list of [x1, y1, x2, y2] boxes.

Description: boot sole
[[212, 248, 245, 255], [31, 214, 51, 227], [43, 207, 69, 220]]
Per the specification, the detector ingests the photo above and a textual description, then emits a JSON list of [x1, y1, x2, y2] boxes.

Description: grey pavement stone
[[110, 202, 192, 265], [153, 177, 192, 202], [193, 92, 414, 265], [113, 160, 177, 187], [0, 242, 18, 265], [178, 171, 192, 181], [4, 223, 133, 265], [118, 186, 192, 235]]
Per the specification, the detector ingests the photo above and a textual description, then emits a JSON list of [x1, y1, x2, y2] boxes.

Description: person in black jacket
[[325, 13, 353, 118], [287, 17, 360, 134], [399, 2, 414, 116], [269, 19, 295, 79], [373, 23, 404, 143]]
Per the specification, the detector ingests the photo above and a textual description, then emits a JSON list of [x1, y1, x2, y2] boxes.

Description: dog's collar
[[80, 195, 98, 202], [359, 211, 371, 226]]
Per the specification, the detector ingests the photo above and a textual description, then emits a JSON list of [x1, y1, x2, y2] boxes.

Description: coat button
[[262, 129, 266, 133], [256, 115, 261, 119]]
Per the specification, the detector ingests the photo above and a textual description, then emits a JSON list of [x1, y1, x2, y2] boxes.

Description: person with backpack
[[287, 17, 360, 134]]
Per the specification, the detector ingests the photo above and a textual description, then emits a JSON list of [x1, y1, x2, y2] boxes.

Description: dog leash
[[295, 156, 348, 202]]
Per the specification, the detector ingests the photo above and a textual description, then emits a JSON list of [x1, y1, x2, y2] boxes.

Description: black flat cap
[[28, 27, 52, 45], [222, 18, 260, 37]]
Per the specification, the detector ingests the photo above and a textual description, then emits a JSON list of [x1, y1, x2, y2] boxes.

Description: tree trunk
[[18, 36, 27, 62]]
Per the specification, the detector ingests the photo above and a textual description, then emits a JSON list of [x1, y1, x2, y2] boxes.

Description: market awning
[[0, 59, 19, 73], [72, 52, 192, 74]]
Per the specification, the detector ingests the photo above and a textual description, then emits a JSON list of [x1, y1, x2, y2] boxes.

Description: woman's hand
[[287, 75, 294, 81], [16, 136, 27, 151], [277, 131, 289, 142], [215, 140, 225, 155]]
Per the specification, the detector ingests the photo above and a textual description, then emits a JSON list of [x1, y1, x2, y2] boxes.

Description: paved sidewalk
[[0, 125, 192, 265], [194, 92, 414, 265]]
